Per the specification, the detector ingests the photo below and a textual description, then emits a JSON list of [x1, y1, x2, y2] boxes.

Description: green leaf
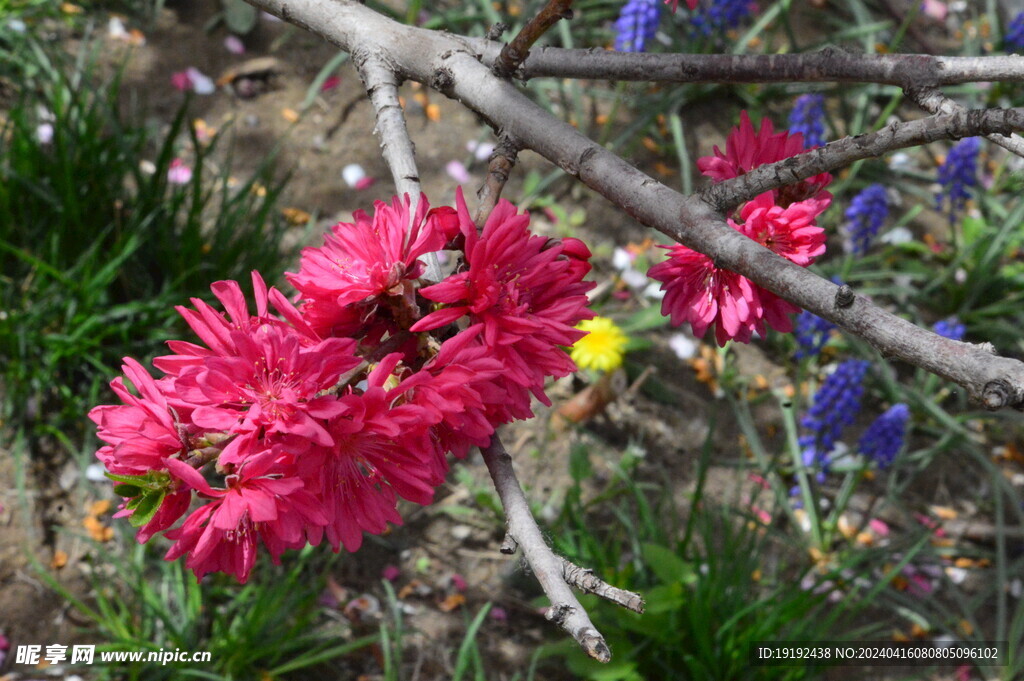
[[643, 583, 686, 614], [128, 490, 165, 528], [641, 542, 696, 586], [569, 445, 592, 483], [105, 471, 150, 486], [113, 484, 142, 498], [221, 0, 258, 33]]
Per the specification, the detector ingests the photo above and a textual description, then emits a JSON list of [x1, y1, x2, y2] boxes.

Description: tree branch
[[243, 0, 1024, 409], [472, 133, 521, 227], [468, 44, 1024, 87], [701, 107, 1024, 214], [559, 557, 645, 613], [907, 86, 1024, 159], [481, 435, 621, 662], [493, 0, 574, 80], [355, 52, 421, 204]]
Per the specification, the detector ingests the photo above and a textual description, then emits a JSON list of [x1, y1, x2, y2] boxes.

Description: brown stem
[[468, 42, 1024, 87], [560, 557, 645, 613], [493, 0, 574, 79], [907, 86, 1024, 159], [473, 133, 522, 228]]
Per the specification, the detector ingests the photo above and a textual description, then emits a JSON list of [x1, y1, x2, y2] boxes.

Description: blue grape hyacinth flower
[[799, 360, 871, 471], [614, 0, 661, 52], [690, 0, 751, 36], [933, 316, 965, 341], [794, 310, 836, 359], [859, 403, 909, 469], [936, 137, 981, 219], [1006, 11, 1024, 52], [788, 94, 827, 148], [844, 184, 889, 255]]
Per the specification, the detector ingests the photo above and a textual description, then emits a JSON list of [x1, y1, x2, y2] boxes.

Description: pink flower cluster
[[89, 192, 593, 582], [649, 111, 832, 345]]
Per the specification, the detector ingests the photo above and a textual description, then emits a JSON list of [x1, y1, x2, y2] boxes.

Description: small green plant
[[36, 535, 375, 681], [546, 443, 871, 681]]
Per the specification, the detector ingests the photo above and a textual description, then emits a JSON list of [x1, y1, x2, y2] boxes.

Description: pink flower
[[89, 358, 185, 476], [382, 565, 401, 581], [648, 243, 759, 346], [224, 35, 246, 54], [167, 158, 192, 185], [411, 190, 594, 406], [287, 195, 452, 335], [170, 70, 193, 91], [87, 190, 601, 583], [300, 372, 440, 553], [164, 454, 327, 582], [738, 192, 827, 266], [921, 0, 948, 21], [698, 111, 832, 208], [169, 323, 358, 464], [651, 168, 829, 344], [88, 359, 198, 541], [401, 326, 508, 460], [446, 160, 471, 184], [154, 271, 320, 376], [868, 518, 890, 537]]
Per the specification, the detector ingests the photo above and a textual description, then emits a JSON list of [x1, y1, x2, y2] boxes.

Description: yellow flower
[[571, 317, 628, 372]]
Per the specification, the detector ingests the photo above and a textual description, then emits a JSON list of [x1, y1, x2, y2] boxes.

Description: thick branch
[[493, 0, 573, 79], [481, 436, 614, 662], [907, 86, 1024, 159], [243, 0, 1024, 412], [468, 44, 1024, 87], [702, 107, 1024, 213]]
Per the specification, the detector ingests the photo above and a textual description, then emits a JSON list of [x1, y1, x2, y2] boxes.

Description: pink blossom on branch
[[648, 244, 758, 346], [288, 194, 454, 307], [411, 190, 594, 412], [649, 111, 831, 345], [89, 190, 597, 582], [163, 454, 328, 583], [697, 110, 832, 209]]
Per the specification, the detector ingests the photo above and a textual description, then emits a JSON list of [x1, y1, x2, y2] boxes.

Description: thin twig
[[481, 436, 616, 662], [493, 0, 574, 79], [500, 532, 519, 554], [473, 133, 522, 227], [560, 557, 645, 613], [469, 43, 1024, 87], [907, 86, 1024, 159], [701, 107, 1024, 214]]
